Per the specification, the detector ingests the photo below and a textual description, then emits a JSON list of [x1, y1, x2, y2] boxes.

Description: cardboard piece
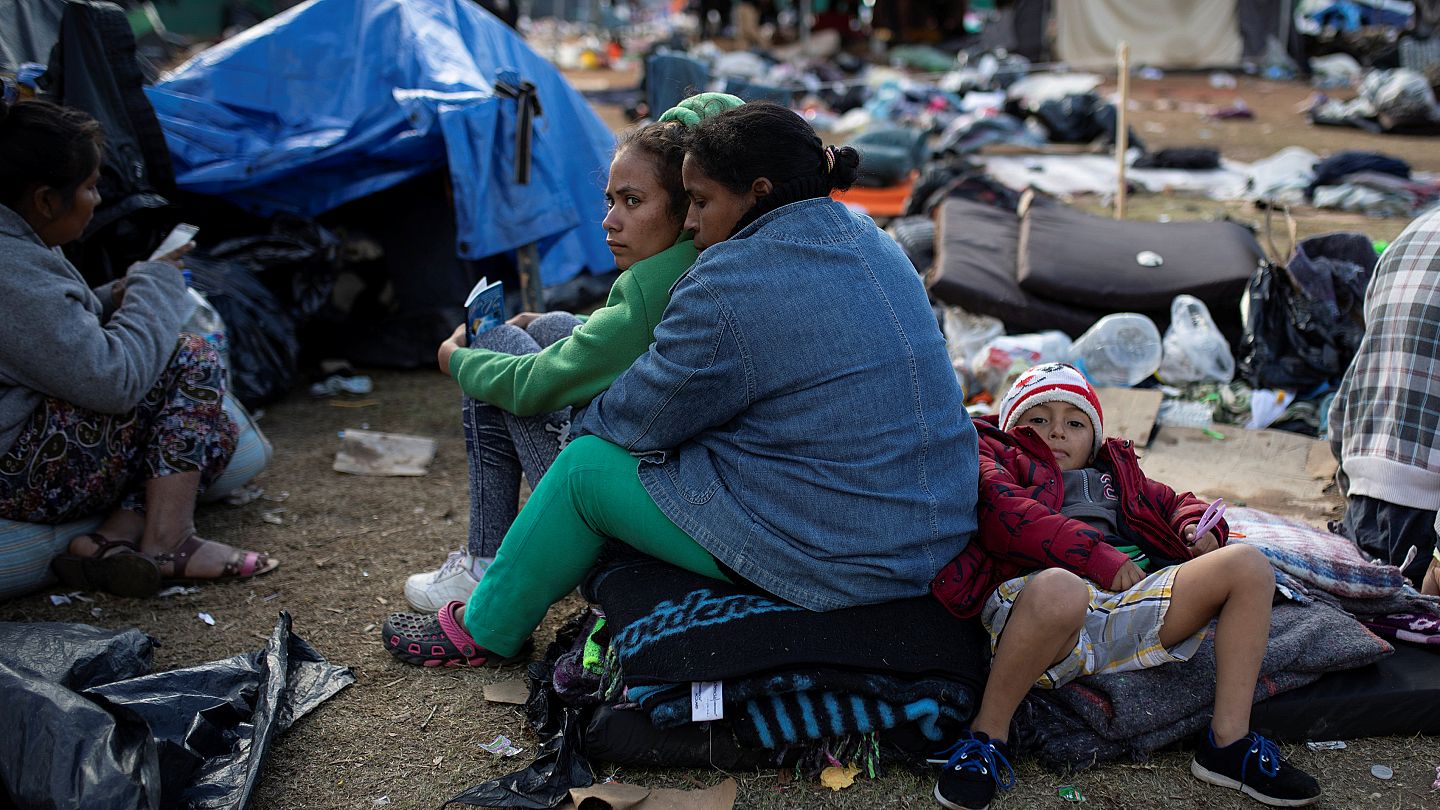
[[563, 778, 737, 810], [482, 678, 530, 705], [1137, 426, 1339, 522], [1095, 387, 1163, 444], [332, 429, 436, 476]]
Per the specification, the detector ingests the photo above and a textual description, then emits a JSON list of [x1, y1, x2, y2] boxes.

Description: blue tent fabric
[[146, 0, 615, 286]]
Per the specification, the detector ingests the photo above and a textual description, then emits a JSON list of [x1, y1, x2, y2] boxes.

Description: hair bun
[[829, 145, 861, 191]]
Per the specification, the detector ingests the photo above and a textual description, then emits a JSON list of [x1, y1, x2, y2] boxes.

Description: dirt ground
[[4, 70, 1440, 808]]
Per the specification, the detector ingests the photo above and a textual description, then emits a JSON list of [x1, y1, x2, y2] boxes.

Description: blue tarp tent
[[146, 0, 615, 287]]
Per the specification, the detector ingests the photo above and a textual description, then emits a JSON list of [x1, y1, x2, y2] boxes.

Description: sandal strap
[[81, 533, 140, 557], [154, 534, 206, 579], [436, 600, 479, 659]]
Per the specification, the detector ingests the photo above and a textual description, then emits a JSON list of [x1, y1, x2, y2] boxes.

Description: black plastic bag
[[186, 255, 300, 408], [1240, 229, 1377, 390], [443, 660, 595, 809], [0, 613, 353, 810], [205, 219, 340, 325]]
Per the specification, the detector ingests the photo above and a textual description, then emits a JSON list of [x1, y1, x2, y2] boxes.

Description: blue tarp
[[146, 0, 615, 286]]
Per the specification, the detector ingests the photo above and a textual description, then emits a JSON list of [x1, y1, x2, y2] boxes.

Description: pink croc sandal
[[381, 601, 528, 668]]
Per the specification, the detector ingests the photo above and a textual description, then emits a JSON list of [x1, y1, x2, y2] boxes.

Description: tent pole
[[1114, 40, 1129, 220]]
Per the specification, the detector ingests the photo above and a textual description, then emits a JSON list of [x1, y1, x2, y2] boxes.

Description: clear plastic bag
[[183, 286, 231, 375], [1068, 313, 1161, 387], [971, 330, 1073, 401], [942, 305, 1004, 393], [1158, 295, 1235, 384]]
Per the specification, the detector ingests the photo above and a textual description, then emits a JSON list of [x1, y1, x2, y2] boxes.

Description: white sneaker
[[404, 551, 490, 613]]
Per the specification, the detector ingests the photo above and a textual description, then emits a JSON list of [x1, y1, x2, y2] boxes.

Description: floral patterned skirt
[[0, 334, 237, 523]]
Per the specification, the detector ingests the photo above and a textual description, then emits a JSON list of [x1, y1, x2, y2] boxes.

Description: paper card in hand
[[466, 277, 506, 343]]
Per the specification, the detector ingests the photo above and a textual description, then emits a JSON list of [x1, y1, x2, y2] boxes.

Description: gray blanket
[[1013, 599, 1392, 770]]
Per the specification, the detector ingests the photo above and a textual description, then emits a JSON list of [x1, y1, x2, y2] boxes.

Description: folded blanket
[[1228, 507, 1404, 598], [589, 558, 989, 688], [626, 669, 976, 747], [1014, 599, 1392, 770]]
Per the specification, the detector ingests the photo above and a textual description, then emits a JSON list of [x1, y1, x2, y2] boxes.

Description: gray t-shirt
[[1060, 467, 1120, 537]]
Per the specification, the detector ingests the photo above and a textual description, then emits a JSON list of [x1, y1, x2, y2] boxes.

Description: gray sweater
[[0, 204, 189, 456]]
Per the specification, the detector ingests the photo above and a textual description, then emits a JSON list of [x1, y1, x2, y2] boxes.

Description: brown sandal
[[51, 533, 162, 598], [154, 534, 279, 583]]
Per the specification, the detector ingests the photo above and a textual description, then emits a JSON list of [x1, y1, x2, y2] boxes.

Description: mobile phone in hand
[[149, 223, 199, 261]]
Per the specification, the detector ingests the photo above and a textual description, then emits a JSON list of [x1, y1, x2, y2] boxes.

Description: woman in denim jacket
[[383, 101, 979, 667]]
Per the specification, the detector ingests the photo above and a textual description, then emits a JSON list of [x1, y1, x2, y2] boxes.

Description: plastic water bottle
[[181, 271, 230, 374], [1068, 313, 1162, 387]]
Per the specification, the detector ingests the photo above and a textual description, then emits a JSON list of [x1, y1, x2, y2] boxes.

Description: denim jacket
[[579, 198, 978, 611]]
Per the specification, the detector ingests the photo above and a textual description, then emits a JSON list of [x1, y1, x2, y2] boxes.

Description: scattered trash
[[1371, 764, 1394, 780], [820, 763, 861, 791], [48, 591, 93, 606], [483, 678, 531, 705], [1156, 399, 1214, 429], [1432, 765, 1439, 789], [479, 735, 524, 757], [362, 623, 376, 633], [1137, 67, 1164, 80], [156, 585, 202, 599], [1209, 71, 1237, 89], [1305, 740, 1348, 751], [333, 429, 437, 476], [1059, 784, 1086, 802], [263, 592, 283, 602], [222, 484, 265, 506], [310, 373, 374, 398], [261, 509, 286, 525], [1211, 100, 1255, 120], [89, 607, 102, 618], [197, 612, 216, 626], [372, 797, 391, 807]]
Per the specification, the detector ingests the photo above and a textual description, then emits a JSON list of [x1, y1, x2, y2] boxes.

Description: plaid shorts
[[981, 566, 1207, 689]]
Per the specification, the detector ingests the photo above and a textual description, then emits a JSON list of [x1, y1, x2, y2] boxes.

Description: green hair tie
[[657, 91, 744, 128]]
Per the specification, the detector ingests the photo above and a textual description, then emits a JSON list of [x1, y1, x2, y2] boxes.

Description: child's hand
[[1109, 560, 1145, 591], [1183, 523, 1220, 555]]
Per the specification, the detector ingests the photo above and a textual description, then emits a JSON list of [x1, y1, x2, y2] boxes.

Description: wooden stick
[[1115, 40, 1130, 220]]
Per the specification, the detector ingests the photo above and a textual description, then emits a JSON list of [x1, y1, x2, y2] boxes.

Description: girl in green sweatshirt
[[403, 94, 742, 612]]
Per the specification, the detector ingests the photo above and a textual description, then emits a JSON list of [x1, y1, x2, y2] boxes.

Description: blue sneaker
[[933, 731, 1015, 810], [1191, 730, 1320, 807]]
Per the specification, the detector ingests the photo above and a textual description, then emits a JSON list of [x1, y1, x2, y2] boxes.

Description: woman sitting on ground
[[402, 94, 742, 613], [0, 97, 276, 597], [382, 101, 979, 667]]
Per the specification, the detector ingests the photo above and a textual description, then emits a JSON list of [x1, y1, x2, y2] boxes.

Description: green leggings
[[462, 434, 728, 655]]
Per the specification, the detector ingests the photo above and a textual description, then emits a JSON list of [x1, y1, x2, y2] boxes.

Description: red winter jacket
[[931, 416, 1228, 619]]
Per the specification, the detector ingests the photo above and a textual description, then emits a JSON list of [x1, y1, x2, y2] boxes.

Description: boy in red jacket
[[929, 363, 1319, 810]]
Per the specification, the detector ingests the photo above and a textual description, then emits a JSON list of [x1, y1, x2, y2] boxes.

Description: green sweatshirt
[[449, 235, 698, 417]]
